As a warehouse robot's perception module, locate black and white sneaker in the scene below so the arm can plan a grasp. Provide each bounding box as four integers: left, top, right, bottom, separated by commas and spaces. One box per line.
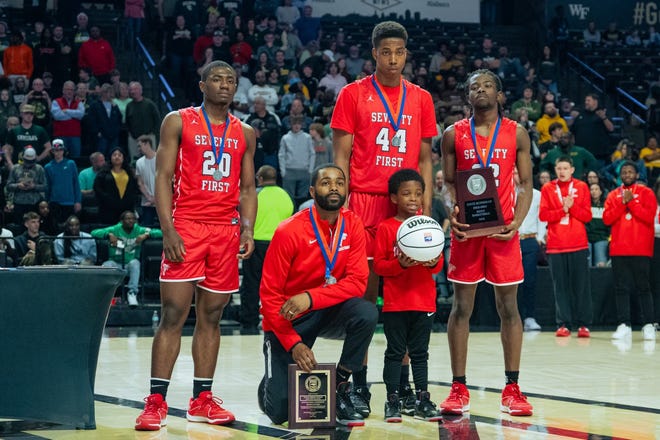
349, 385, 371, 418
414, 391, 442, 422
384, 393, 402, 423
336, 382, 365, 427
399, 384, 416, 416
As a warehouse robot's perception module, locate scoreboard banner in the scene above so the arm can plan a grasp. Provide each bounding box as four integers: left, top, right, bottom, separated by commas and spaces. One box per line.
308, 0, 480, 24
546, 0, 660, 29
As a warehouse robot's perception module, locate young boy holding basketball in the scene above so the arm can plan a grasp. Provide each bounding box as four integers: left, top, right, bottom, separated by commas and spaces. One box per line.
373, 168, 443, 423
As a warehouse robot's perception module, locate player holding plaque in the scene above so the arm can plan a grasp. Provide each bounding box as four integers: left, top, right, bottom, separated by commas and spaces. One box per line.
258, 164, 378, 427
455, 166, 504, 237
440, 69, 534, 416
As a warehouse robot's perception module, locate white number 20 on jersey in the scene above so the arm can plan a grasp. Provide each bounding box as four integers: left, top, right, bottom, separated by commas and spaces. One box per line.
202, 151, 231, 177
376, 127, 407, 153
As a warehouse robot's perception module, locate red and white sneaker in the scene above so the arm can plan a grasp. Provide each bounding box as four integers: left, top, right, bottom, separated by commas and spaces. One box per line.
441, 414, 471, 437
440, 382, 470, 415
186, 391, 235, 425
500, 383, 533, 416
555, 326, 571, 337
135, 393, 168, 431
577, 326, 590, 338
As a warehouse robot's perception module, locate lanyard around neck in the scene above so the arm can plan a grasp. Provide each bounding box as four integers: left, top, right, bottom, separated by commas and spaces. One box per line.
309, 206, 345, 282
469, 117, 501, 168
200, 103, 230, 176
371, 75, 406, 133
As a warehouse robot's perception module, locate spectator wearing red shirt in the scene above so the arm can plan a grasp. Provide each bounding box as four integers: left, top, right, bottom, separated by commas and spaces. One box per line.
77, 26, 116, 84
192, 23, 214, 65
229, 30, 253, 67
539, 155, 593, 338
603, 161, 658, 341
124, 0, 145, 51
51, 81, 84, 158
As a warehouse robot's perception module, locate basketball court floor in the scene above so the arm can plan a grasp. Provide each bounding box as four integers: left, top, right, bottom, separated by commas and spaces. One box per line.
2, 326, 658, 439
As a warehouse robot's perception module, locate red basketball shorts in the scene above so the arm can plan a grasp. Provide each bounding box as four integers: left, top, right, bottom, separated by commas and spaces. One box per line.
348, 192, 397, 259
160, 218, 240, 293
447, 233, 523, 285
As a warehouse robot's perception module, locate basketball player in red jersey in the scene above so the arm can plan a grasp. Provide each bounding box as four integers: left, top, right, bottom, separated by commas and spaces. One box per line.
135, 60, 257, 431
440, 69, 534, 416
331, 20, 437, 416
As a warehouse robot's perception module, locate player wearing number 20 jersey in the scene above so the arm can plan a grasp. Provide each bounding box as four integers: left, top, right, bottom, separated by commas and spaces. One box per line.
172, 107, 247, 224
332, 75, 437, 196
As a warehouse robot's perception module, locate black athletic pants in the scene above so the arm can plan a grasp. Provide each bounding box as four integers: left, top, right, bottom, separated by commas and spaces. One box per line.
548, 249, 593, 328
382, 310, 434, 395
611, 256, 654, 325
261, 297, 378, 424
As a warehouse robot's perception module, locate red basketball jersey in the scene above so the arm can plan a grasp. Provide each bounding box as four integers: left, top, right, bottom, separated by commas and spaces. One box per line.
453, 117, 518, 223
172, 107, 247, 224
331, 75, 437, 195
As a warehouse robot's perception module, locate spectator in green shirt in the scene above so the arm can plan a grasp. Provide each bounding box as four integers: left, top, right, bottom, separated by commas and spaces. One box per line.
510, 85, 542, 122
3, 103, 52, 166
585, 182, 609, 267
540, 131, 598, 179
91, 210, 162, 306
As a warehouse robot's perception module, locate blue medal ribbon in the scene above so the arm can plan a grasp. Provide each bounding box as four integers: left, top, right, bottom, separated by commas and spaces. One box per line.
469, 117, 501, 168
200, 103, 230, 177
309, 206, 345, 284
371, 75, 407, 133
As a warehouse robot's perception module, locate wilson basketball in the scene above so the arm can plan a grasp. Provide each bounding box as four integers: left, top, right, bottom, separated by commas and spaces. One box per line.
396, 215, 444, 262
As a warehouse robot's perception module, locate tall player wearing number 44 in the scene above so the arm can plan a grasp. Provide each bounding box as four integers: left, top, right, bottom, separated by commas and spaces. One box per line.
135, 61, 257, 431
331, 21, 437, 417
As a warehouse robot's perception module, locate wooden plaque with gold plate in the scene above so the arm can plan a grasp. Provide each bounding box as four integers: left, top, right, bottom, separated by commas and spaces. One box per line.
456, 167, 504, 238
288, 363, 336, 428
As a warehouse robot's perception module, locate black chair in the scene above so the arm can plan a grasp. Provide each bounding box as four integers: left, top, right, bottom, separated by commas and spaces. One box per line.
95, 238, 110, 266
140, 238, 163, 303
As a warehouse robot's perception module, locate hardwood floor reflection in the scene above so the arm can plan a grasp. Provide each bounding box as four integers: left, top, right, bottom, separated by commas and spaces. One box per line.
2, 328, 658, 439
